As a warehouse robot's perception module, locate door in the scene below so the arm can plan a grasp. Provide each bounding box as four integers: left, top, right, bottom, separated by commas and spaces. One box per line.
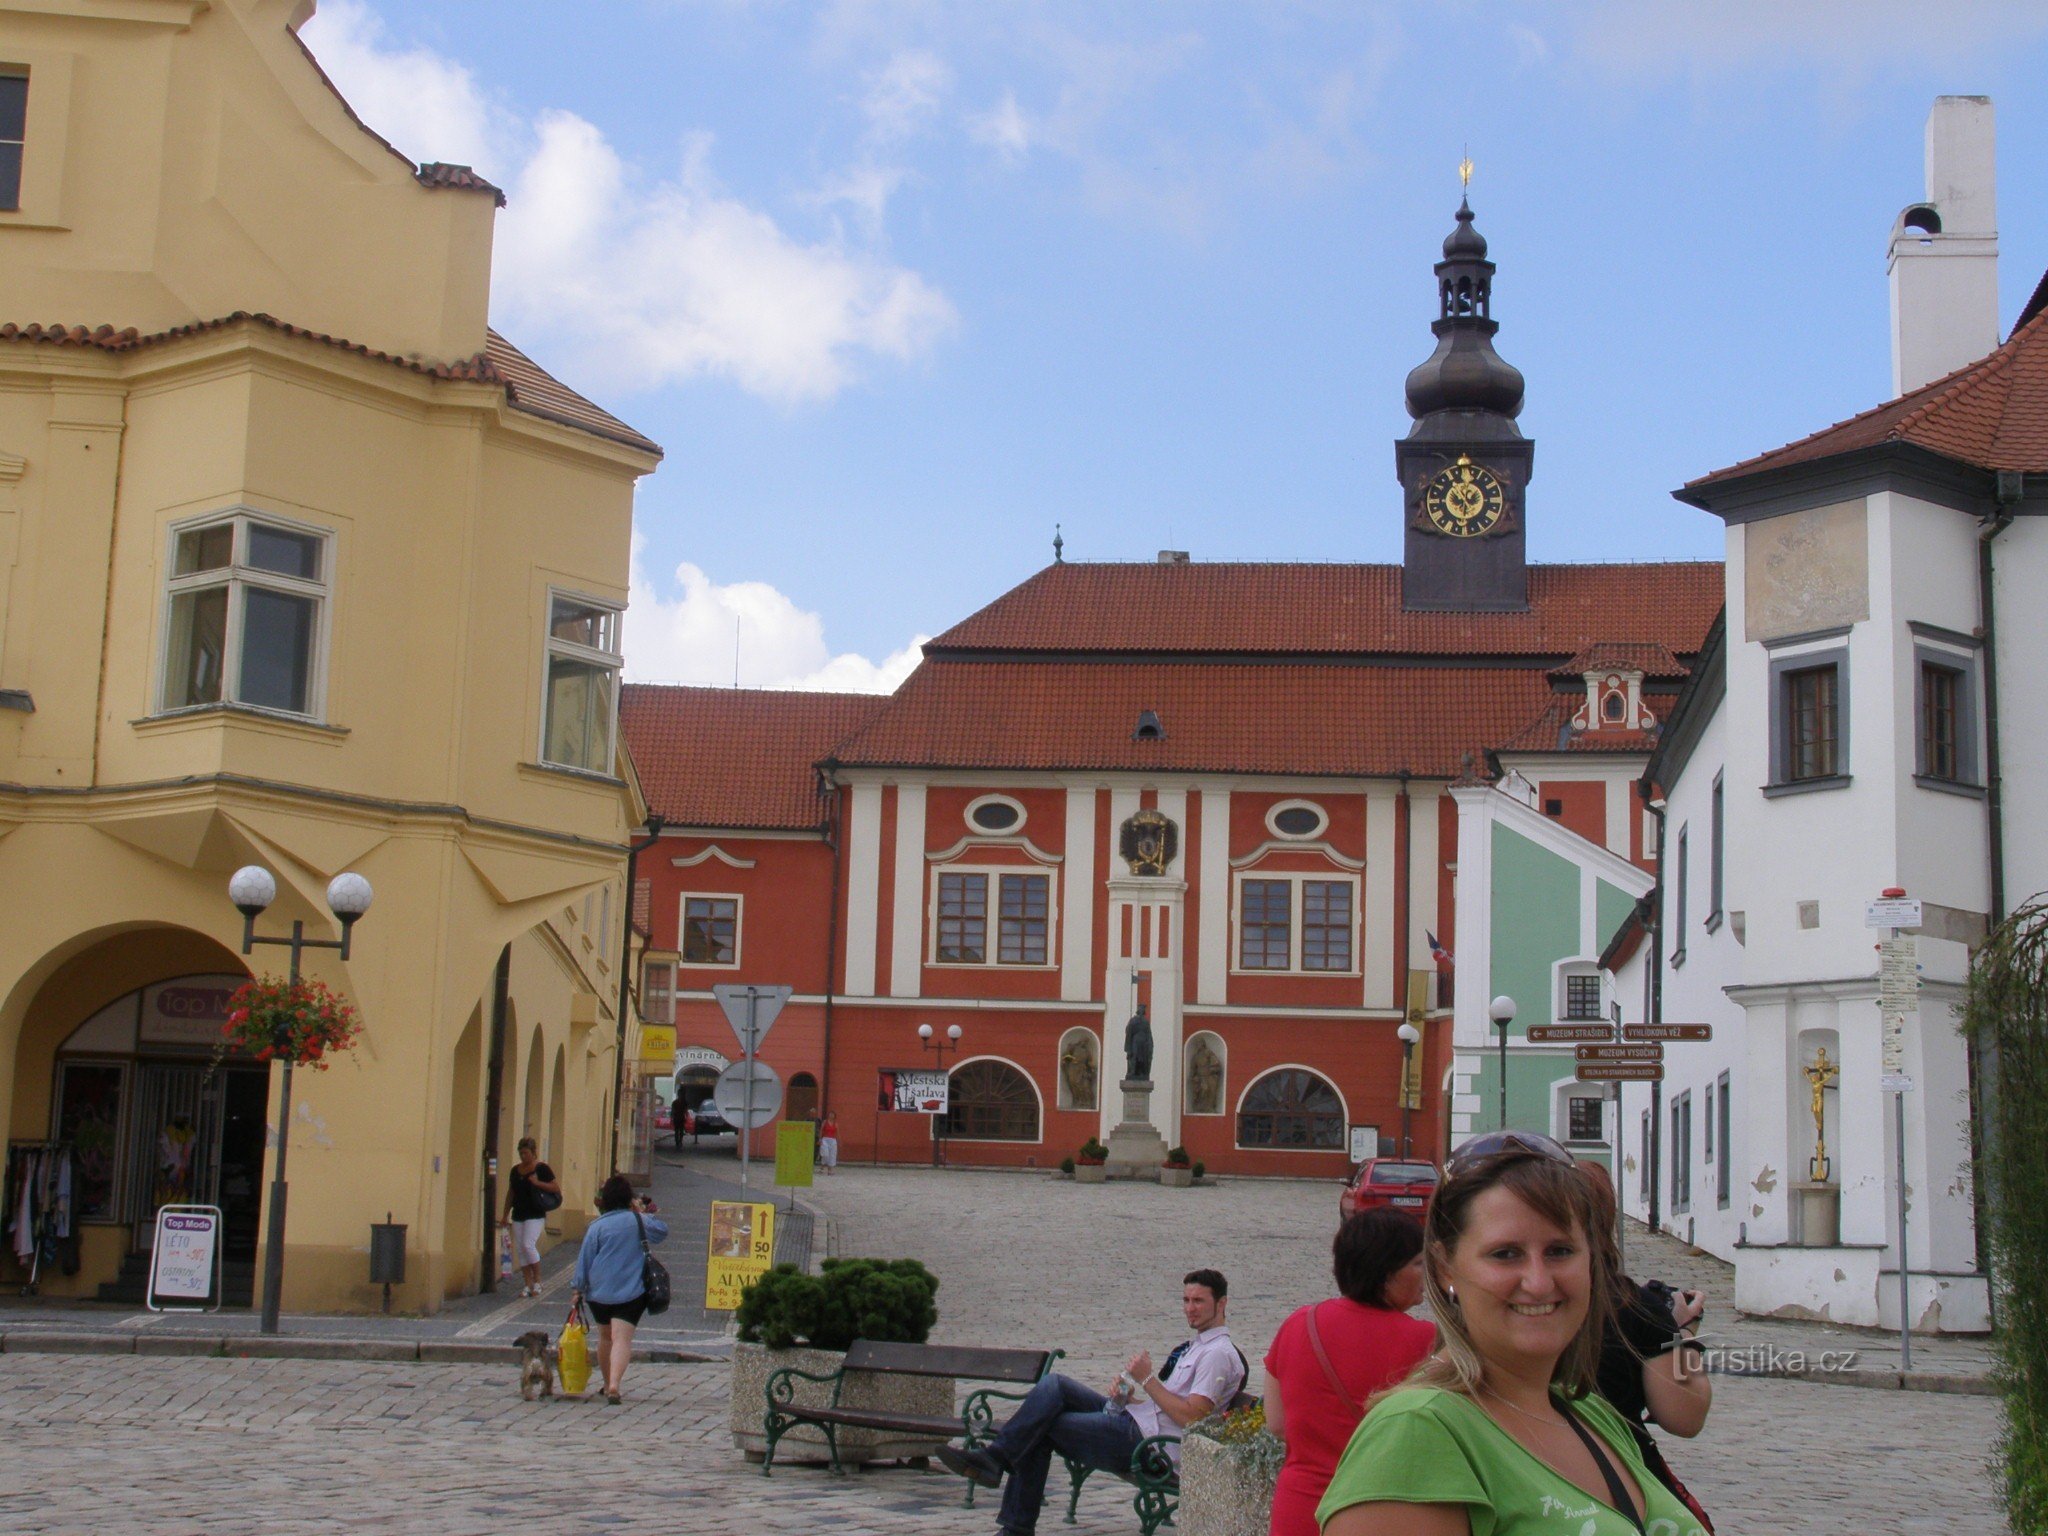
126, 1063, 223, 1250
213, 1069, 269, 1261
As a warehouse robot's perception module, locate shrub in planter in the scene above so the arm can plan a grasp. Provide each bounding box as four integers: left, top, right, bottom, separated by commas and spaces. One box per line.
1060, 1155, 1076, 1176
1179, 1401, 1283, 1536
1076, 1138, 1109, 1165
735, 1257, 938, 1351
1164, 1146, 1191, 1169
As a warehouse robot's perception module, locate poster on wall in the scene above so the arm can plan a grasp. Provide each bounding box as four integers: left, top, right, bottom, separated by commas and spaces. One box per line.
1348, 1124, 1381, 1164
704, 1200, 777, 1311
878, 1068, 949, 1114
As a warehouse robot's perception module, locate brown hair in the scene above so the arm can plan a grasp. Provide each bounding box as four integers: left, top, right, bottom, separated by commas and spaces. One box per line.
1333, 1207, 1425, 1308
1394, 1150, 1615, 1405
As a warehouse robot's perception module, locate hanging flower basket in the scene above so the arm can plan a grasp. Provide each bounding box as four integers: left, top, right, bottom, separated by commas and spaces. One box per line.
221, 976, 363, 1069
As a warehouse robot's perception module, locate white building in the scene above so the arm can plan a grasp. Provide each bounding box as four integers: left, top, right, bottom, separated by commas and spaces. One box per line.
1609, 96, 2048, 1333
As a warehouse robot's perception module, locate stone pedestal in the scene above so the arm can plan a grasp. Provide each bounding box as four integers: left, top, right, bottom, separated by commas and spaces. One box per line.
1106, 1077, 1170, 1179
1793, 1182, 1840, 1247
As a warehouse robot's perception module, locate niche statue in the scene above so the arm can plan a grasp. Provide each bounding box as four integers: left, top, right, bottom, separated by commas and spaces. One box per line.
1123, 1003, 1154, 1083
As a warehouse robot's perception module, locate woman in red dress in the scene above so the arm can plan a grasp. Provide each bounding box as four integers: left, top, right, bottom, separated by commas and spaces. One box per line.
1262, 1207, 1436, 1536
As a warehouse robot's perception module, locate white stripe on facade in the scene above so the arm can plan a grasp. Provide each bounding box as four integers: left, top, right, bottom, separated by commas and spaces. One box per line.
889, 782, 926, 998
1062, 786, 1096, 1001
1364, 788, 1397, 1011
1197, 788, 1229, 1003
844, 782, 883, 996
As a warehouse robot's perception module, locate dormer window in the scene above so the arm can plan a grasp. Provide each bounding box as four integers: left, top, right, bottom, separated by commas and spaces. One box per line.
1602, 691, 1625, 722
1133, 709, 1164, 741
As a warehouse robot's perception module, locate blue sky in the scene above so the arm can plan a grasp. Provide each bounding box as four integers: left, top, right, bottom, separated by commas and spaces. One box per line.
303, 2, 2048, 689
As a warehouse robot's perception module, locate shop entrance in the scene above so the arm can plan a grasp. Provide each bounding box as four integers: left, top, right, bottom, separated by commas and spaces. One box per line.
126, 1063, 268, 1261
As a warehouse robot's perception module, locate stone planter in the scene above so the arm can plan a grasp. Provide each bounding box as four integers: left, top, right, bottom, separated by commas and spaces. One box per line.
1177, 1432, 1280, 1536
729, 1341, 956, 1465
1075, 1162, 1108, 1184
1160, 1166, 1193, 1188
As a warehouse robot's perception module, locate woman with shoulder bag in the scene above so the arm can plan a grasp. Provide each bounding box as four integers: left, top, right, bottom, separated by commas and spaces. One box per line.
571, 1174, 670, 1405
501, 1137, 561, 1298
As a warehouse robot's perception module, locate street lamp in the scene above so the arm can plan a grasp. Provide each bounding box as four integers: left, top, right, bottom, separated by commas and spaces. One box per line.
230, 864, 374, 1334
1396, 1021, 1421, 1157
918, 1023, 963, 1167
1488, 995, 1516, 1131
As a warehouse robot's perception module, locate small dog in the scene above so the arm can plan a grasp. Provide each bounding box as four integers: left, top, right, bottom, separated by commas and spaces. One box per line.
516, 1330, 556, 1401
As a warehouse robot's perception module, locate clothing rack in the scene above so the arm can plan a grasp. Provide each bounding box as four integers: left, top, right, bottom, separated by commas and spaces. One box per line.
4, 1140, 74, 1295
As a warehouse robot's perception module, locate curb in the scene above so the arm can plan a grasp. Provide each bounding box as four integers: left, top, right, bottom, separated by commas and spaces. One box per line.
1717, 1362, 1996, 1396
0, 1330, 724, 1366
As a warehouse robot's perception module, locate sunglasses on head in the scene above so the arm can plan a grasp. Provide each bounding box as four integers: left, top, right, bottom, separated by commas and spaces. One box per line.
1445, 1130, 1575, 1179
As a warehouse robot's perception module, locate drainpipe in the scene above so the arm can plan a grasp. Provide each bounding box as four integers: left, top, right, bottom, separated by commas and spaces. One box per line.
820, 762, 845, 1115
609, 815, 667, 1173
1396, 770, 1414, 1150
480, 943, 511, 1293
1973, 481, 2020, 1292
1640, 779, 1667, 1234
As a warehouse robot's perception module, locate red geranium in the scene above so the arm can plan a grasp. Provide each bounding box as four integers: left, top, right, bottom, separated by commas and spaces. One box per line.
221, 976, 363, 1070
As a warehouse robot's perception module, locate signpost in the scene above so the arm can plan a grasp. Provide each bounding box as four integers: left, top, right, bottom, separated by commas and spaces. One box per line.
714, 1060, 783, 1187
1574, 1044, 1666, 1062
704, 1199, 776, 1311
1574, 1062, 1666, 1082
1866, 889, 1918, 1369
1527, 1023, 1616, 1043
1623, 1023, 1713, 1043
711, 984, 793, 1188
145, 1205, 223, 1312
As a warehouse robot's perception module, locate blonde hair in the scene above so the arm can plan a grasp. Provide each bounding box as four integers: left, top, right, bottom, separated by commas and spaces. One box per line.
1376, 1152, 1615, 1408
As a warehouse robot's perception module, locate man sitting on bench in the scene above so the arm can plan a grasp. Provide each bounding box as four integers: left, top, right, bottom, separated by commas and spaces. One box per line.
937, 1268, 1245, 1536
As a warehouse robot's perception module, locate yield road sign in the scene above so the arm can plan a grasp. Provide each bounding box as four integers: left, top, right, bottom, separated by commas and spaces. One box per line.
714, 1060, 783, 1128
1575, 1044, 1665, 1062
712, 984, 792, 1052
1576, 1062, 1664, 1082
1526, 1024, 1615, 1043
1623, 1023, 1712, 1042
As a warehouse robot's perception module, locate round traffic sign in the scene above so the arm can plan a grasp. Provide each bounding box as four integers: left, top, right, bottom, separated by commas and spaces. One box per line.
713, 1060, 783, 1127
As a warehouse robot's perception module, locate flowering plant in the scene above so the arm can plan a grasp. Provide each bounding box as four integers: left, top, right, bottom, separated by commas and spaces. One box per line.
221, 976, 362, 1069
1075, 1137, 1109, 1166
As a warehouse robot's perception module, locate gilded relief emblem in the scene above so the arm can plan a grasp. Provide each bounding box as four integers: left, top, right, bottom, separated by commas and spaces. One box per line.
1119, 809, 1178, 876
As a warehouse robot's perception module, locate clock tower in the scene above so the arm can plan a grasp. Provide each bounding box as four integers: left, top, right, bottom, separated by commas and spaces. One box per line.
1397, 195, 1532, 611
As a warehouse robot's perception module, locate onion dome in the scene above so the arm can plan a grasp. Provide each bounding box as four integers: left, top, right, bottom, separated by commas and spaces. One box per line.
1404, 197, 1526, 423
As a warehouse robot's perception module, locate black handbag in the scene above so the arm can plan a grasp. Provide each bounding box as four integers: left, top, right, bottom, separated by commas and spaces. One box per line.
634, 1210, 671, 1315
535, 1188, 563, 1214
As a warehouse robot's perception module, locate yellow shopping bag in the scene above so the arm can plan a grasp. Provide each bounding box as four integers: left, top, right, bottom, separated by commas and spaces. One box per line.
557, 1301, 591, 1396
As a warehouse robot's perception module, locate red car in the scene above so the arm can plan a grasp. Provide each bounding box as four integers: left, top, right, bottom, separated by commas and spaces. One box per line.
1340, 1158, 1440, 1220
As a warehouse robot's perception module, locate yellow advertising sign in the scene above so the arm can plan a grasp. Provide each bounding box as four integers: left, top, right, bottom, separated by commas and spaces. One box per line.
705, 1200, 777, 1311
775, 1120, 816, 1188
639, 1024, 677, 1066
1402, 971, 1429, 1110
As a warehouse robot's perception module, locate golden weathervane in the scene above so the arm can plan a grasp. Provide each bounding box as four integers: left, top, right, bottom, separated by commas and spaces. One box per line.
1459, 151, 1474, 190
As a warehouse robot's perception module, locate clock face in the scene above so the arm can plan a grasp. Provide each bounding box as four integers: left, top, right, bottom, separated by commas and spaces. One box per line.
1422, 458, 1507, 538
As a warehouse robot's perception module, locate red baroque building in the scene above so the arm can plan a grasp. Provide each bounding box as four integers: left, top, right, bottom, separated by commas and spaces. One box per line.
620, 200, 1721, 1177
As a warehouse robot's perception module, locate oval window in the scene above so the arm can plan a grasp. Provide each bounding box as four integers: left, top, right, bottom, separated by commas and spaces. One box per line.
967, 795, 1025, 833
1268, 801, 1327, 839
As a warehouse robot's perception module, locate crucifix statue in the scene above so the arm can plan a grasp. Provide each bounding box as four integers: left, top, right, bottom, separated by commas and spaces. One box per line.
1803, 1047, 1839, 1183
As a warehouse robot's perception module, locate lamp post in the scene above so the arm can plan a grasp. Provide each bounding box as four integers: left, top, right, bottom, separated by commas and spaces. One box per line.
917, 1023, 962, 1167
1396, 1021, 1421, 1157
229, 864, 374, 1334
1488, 995, 1516, 1131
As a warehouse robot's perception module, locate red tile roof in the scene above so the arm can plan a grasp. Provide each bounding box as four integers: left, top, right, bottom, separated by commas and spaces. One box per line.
928, 561, 1723, 658
416, 162, 507, 207
1551, 641, 1686, 679
619, 685, 887, 830
0, 315, 659, 456
1494, 697, 1670, 755
1686, 299, 2048, 491
829, 660, 1657, 779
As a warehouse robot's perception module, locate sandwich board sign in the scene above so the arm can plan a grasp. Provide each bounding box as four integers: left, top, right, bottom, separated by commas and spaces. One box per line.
146, 1205, 223, 1312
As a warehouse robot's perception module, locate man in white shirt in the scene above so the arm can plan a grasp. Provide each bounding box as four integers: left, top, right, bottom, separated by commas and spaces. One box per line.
937, 1269, 1245, 1536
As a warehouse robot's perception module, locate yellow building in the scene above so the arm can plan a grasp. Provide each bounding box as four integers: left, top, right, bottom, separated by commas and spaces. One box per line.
0, 0, 663, 1311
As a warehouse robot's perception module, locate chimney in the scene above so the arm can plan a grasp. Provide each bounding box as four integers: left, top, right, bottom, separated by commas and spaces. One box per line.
1156, 550, 1190, 565
1888, 96, 1999, 397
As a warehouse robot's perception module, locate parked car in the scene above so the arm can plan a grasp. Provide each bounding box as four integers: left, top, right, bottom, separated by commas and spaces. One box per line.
1340, 1158, 1440, 1220
653, 1102, 673, 1134
685, 1101, 736, 1140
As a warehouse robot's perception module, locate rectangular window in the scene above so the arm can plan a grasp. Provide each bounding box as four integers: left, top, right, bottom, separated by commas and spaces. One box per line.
1703, 1081, 1714, 1161
1300, 881, 1353, 971
681, 897, 738, 966
1920, 660, 1961, 782
997, 873, 1049, 965
1239, 879, 1293, 970
1708, 774, 1724, 924
1671, 828, 1688, 966
1563, 973, 1603, 1021
1716, 1074, 1732, 1208
1567, 1095, 1604, 1143
1639, 1111, 1651, 1200
541, 592, 623, 773
161, 512, 329, 718
641, 959, 676, 1025
1785, 664, 1839, 781
1672, 1094, 1692, 1212
936, 872, 988, 963
0, 72, 25, 212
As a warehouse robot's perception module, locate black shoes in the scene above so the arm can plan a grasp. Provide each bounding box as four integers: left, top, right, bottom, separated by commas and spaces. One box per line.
936, 1443, 1005, 1488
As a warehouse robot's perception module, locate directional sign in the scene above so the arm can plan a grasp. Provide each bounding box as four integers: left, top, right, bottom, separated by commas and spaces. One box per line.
1576, 1044, 1665, 1062
1623, 1023, 1713, 1042
714, 1060, 783, 1127
1866, 896, 1923, 929
1575, 1062, 1665, 1082
712, 984, 792, 1053
1527, 1024, 1616, 1043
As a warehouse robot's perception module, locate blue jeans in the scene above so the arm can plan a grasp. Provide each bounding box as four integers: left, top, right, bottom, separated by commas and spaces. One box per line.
986, 1373, 1145, 1533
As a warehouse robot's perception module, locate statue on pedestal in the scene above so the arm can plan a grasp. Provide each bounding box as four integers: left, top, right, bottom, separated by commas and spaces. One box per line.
1803, 1046, 1839, 1183
1124, 1003, 1154, 1082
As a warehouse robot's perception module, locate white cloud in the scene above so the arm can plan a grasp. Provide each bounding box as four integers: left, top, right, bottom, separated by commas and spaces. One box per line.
862, 49, 953, 142
625, 538, 925, 694
969, 89, 1034, 161
300, 3, 955, 403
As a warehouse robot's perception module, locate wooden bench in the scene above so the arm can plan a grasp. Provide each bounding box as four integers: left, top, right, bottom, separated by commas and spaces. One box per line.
761, 1340, 1061, 1477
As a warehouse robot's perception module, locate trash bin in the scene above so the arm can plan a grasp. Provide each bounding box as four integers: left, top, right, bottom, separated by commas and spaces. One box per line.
370, 1214, 406, 1310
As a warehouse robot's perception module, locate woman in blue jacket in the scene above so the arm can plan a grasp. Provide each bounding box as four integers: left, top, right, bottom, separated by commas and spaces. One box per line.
572, 1174, 669, 1404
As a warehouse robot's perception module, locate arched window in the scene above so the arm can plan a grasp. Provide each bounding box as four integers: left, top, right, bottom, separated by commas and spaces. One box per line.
1237, 1067, 1344, 1150
943, 1059, 1041, 1142
787, 1071, 819, 1123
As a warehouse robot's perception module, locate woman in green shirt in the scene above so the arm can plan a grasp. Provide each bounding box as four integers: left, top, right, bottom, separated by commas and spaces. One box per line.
1319, 1131, 1710, 1536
